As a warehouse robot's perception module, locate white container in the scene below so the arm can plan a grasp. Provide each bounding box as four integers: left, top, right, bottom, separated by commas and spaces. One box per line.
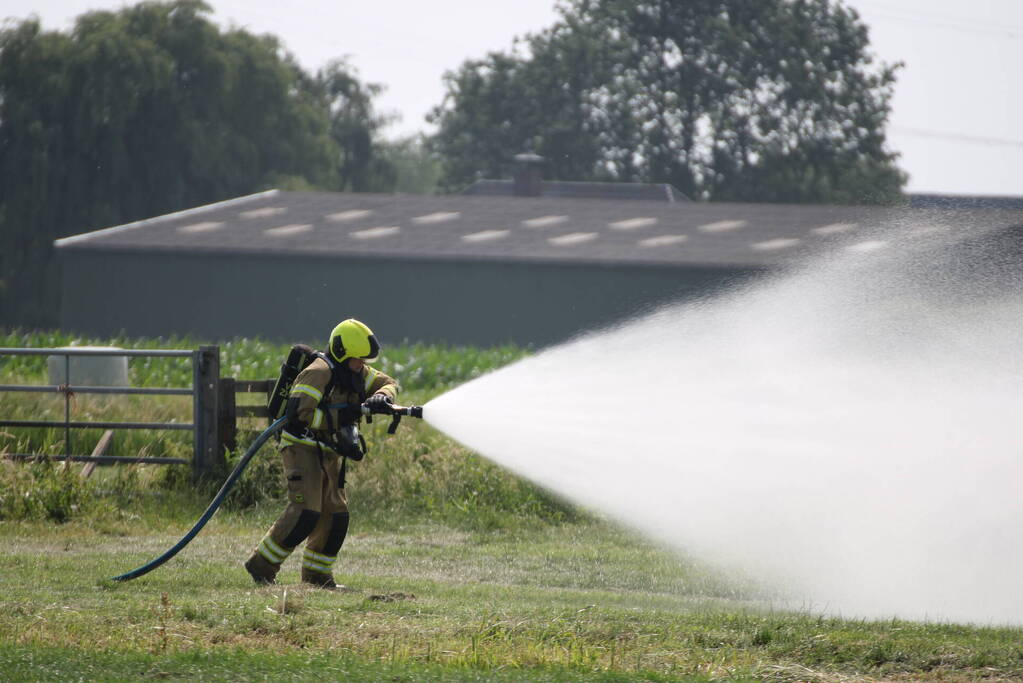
47, 346, 129, 387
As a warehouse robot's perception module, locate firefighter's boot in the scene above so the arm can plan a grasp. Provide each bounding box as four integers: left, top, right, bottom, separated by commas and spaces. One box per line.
301, 547, 345, 589
300, 566, 340, 589
244, 552, 281, 585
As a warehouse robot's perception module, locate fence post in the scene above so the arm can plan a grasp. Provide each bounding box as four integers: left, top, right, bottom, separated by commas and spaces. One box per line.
217, 377, 237, 455
192, 345, 221, 480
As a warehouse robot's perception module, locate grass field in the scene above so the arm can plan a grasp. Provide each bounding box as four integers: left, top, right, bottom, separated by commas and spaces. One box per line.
2, 332, 1022, 681
3, 510, 1023, 682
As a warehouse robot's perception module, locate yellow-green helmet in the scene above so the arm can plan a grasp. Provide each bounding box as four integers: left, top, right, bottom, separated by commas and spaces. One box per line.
328, 319, 380, 363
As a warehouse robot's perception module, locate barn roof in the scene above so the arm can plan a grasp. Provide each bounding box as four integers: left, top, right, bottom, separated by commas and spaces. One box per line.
461, 178, 689, 202
54, 189, 1023, 269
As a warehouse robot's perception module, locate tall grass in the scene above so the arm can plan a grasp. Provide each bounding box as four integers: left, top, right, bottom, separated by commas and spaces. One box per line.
0, 459, 91, 522
0, 330, 574, 529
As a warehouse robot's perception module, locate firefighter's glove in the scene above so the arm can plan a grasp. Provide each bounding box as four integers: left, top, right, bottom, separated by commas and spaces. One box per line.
364, 393, 394, 414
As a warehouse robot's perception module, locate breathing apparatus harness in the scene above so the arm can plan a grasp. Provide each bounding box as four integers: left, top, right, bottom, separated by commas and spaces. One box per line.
283, 351, 366, 454
284, 350, 372, 489
269, 343, 411, 452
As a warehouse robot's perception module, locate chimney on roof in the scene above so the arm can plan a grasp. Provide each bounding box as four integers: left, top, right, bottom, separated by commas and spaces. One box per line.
513, 152, 544, 197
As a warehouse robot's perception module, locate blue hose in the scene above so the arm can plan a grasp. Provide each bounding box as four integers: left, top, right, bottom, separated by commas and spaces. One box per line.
110, 417, 287, 582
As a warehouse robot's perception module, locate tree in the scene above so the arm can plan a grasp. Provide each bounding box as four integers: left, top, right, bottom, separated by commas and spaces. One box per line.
377, 135, 443, 195
430, 0, 906, 203
0, 1, 389, 328
314, 60, 397, 193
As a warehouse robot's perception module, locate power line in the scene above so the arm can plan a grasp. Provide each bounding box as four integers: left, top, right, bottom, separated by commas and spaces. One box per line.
892, 126, 1023, 148
850, 1, 1023, 39
852, 0, 1023, 34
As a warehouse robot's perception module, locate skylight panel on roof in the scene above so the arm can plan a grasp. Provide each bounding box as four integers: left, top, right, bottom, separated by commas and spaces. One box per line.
522, 215, 569, 228
326, 209, 373, 222
461, 229, 510, 243
846, 240, 888, 253
638, 235, 688, 248
811, 222, 857, 236
608, 217, 658, 231
351, 226, 400, 240
264, 224, 312, 237
177, 221, 224, 234
698, 219, 748, 233
908, 225, 945, 236
751, 238, 801, 251
412, 211, 461, 224
548, 232, 598, 246
240, 206, 287, 219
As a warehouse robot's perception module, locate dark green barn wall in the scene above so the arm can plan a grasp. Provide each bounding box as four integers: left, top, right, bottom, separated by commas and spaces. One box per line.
59, 249, 757, 346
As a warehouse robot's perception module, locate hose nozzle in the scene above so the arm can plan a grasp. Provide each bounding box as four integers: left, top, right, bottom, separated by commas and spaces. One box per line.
385, 405, 423, 433
359, 403, 424, 433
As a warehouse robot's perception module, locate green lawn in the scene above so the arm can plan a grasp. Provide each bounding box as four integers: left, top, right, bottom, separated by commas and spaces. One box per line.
2, 507, 1021, 682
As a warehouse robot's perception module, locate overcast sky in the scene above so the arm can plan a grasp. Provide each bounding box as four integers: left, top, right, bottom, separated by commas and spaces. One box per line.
7, 0, 1023, 196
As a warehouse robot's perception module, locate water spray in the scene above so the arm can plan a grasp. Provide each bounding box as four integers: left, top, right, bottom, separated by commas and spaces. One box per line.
424, 219, 1023, 625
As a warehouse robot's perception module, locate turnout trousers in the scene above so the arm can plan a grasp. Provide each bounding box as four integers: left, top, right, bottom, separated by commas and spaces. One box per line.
251, 443, 350, 579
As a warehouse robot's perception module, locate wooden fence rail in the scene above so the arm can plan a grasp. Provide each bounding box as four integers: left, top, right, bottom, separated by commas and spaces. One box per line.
216, 378, 273, 455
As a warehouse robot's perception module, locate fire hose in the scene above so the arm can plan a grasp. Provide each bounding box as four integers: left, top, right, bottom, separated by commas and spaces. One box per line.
110, 403, 423, 582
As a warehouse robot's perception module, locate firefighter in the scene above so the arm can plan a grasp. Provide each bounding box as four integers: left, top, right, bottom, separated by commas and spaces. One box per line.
244, 319, 399, 589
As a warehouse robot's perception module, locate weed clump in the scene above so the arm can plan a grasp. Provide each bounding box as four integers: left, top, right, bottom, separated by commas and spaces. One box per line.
220, 444, 285, 510
350, 422, 580, 530
0, 459, 91, 522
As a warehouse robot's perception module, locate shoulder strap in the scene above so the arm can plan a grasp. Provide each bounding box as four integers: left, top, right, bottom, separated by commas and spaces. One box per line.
315, 351, 339, 404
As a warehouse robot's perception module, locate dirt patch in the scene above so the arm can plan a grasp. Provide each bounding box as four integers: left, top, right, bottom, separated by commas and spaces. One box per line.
368, 592, 416, 603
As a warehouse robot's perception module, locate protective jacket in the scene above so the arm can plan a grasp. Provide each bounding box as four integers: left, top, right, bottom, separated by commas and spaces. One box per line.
281, 355, 398, 452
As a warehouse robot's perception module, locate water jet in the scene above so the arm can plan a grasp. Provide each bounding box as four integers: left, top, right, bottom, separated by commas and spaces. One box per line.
425, 218, 1023, 625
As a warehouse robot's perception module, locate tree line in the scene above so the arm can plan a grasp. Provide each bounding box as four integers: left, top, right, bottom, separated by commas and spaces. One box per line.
0, 0, 425, 327
430, 0, 906, 202
0, 0, 905, 329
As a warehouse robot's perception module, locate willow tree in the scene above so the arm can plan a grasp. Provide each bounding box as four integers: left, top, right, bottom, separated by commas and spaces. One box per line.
0, 0, 391, 328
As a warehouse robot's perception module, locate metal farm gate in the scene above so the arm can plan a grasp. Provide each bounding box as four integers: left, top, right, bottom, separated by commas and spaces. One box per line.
0, 346, 223, 478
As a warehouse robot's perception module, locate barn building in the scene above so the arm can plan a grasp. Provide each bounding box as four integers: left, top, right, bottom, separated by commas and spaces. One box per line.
53, 182, 1023, 347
